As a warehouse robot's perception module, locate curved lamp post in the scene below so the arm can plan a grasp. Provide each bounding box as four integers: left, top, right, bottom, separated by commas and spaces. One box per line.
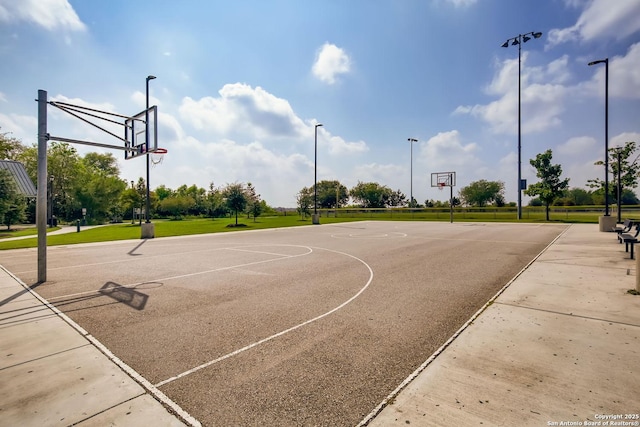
588, 58, 609, 218
501, 31, 542, 220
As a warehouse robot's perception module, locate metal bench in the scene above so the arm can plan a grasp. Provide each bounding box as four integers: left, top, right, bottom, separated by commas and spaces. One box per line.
621, 224, 640, 259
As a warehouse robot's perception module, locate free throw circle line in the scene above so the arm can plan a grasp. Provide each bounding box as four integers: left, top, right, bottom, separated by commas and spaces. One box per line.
154, 246, 374, 388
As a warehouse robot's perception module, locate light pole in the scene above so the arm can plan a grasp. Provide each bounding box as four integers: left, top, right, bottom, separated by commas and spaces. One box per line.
588, 58, 609, 218
313, 123, 323, 224
145, 75, 156, 229
502, 31, 542, 220
408, 138, 417, 207
131, 180, 135, 224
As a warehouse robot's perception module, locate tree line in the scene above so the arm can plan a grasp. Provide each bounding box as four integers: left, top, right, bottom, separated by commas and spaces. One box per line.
0, 127, 638, 228
0, 130, 270, 227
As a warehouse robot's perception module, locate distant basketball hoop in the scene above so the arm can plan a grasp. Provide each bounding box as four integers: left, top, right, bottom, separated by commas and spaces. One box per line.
431, 171, 457, 224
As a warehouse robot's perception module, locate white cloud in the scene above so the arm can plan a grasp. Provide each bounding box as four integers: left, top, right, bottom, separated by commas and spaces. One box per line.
0, 0, 86, 31
312, 43, 351, 85
586, 43, 640, 99
179, 83, 309, 139
0, 113, 37, 144
454, 53, 569, 135
0, 92, 6, 103
444, 0, 477, 7
321, 129, 369, 155
547, 0, 640, 47
557, 136, 597, 156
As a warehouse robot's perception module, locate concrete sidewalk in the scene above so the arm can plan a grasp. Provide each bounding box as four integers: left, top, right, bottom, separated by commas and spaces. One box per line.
0, 223, 638, 426
364, 223, 640, 426
0, 268, 196, 426
0, 224, 109, 242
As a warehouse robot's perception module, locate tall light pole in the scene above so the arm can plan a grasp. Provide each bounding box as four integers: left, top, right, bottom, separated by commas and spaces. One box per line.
313, 123, 323, 224
502, 31, 542, 220
145, 75, 156, 225
588, 58, 609, 218
408, 138, 417, 207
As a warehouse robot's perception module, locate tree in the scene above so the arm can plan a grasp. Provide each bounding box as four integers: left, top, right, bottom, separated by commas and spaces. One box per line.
349, 181, 392, 208
588, 141, 639, 205
74, 153, 125, 222
564, 188, 594, 206
459, 180, 505, 207
524, 149, 569, 221
387, 189, 407, 207
0, 169, 26, 230
314, 180, 349, 208
158, 195, 194, 220
223, 183, 247, 225
297, 187, 313, 219
0, 128, 25, 160
206, 182, 226, 218
244, 182, 263, 222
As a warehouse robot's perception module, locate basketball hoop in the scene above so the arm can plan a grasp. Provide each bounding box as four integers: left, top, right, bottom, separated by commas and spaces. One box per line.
150, 147, 167, 167
438, 182, 446, 191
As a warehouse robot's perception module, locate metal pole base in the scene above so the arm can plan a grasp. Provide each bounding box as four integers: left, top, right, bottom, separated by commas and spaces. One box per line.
141, 223, 155, 239
598, 215, 616, 232
312, 214, 320, 225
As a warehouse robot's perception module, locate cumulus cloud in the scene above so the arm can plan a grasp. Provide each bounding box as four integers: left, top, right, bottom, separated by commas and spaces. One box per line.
312, 43, 351, 84
0, 0, 86, 31
179, 83, 309, 139
178, 83, 368, 156
547, 0, 640, 47
454, 53, 569, 135
586, 43, 640, 99
320, 128, 369, 155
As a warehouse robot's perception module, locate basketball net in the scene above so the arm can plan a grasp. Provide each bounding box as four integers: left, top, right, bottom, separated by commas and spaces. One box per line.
438, 183, 445, 191
150, 148, 167, 167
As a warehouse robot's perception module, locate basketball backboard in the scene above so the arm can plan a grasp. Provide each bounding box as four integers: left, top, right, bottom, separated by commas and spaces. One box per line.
124, 105, 157, 160
431, 171, 456, 187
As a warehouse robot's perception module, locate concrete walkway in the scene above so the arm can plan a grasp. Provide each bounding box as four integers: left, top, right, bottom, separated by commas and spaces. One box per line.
0, 224, 109, 242
0, 223, 638, 426
363, 224, 640, 426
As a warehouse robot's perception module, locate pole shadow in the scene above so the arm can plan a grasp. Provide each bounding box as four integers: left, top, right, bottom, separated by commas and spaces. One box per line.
99, 281, 149, 310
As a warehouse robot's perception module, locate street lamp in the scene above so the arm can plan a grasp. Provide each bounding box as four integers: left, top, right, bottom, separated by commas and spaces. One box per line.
145, 75, 156, 225
313, 123, 323, 224
501, 31, 542, 220
131, 180, 135, 224
48, 175, 54, 227
408, 138, 417, 207
588, 58, 609, 218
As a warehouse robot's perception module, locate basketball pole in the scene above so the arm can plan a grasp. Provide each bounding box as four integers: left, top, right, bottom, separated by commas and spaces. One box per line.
449, 179, 453, 224
37, 90, 48, 283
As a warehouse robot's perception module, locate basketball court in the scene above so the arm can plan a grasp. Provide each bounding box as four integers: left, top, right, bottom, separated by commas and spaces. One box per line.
0, 221, 568, 426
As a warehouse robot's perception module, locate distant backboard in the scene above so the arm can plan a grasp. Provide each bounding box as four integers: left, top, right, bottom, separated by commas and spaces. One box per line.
431, 171, 456, 188
124, 105, 157, 160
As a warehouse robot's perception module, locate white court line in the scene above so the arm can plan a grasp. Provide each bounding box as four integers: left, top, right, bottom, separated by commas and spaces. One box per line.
154, 246, 374, 388
45, 245, 313, 302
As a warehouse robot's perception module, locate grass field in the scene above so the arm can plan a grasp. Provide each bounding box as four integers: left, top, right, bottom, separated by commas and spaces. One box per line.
0, 216, 363, 250
0, 206, 613, 251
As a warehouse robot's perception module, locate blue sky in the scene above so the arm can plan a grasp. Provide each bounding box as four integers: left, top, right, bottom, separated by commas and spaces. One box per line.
1, 0, 639, 207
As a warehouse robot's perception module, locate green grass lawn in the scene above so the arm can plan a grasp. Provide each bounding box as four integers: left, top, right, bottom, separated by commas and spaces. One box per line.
0, 209, 601, 251
0, 216, 364, 250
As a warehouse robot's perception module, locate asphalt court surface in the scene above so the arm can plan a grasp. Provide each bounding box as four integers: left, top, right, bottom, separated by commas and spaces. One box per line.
1, 221, 568, 426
